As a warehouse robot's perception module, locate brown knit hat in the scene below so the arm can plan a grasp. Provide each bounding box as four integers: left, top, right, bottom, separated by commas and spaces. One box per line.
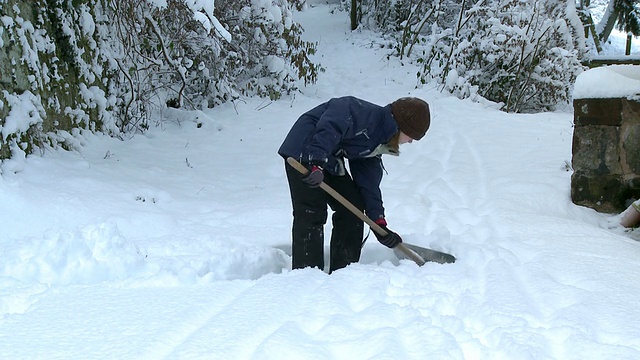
391, 97, 430, 140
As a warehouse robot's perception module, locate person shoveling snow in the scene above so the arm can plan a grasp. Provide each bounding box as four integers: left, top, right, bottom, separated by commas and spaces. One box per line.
278, 96, 438, 272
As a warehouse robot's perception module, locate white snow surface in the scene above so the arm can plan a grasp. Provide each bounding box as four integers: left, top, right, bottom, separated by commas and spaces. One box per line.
574, 64, 640, 99
2, 4, 640, 359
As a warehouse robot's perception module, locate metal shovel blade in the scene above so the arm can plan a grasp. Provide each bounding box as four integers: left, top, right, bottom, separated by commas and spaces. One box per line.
393, 243, 456, 265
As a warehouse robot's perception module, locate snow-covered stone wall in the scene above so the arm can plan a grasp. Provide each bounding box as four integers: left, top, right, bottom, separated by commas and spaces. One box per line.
0, 0, 112, 161
572, 65, 640, 212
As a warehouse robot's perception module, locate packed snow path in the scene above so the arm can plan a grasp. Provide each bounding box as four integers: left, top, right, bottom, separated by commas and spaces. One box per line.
2, 3, 640, 359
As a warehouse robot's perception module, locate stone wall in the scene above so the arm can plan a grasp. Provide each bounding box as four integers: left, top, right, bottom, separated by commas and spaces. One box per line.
0, 0, 109, 160
572, 97, 640, 213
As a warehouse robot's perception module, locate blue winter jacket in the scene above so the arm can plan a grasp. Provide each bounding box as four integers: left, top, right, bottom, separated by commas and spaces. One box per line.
278, 96, 398, 221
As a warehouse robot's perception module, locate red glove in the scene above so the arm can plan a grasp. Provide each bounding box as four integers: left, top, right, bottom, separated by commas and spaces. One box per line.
301, 164, 323, 188
373, 218, 402, 248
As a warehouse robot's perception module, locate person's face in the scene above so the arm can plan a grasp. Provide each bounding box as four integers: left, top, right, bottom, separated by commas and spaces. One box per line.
399, 131, 414, 145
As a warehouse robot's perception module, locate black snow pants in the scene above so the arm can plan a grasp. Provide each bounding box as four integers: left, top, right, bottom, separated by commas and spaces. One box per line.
285, 161, 365, 273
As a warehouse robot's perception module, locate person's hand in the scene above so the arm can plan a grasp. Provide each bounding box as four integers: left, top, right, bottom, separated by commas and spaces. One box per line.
373, 218, 402, 248
301, 164, 324, 188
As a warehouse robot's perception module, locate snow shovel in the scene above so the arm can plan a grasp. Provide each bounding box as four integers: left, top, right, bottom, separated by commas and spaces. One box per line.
287, 157, 456, 265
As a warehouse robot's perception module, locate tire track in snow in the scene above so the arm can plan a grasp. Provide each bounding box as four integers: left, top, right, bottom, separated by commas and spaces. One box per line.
149, 270, 330, 359
442, 138, 555, 356
424, 118, 505, 256
139, 283, 252, 359
416, 104, 569, 357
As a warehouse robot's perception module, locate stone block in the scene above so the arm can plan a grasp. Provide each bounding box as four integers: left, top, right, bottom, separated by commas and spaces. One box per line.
622, 98, 640, 124
571, 171, 630, 212
572, 125, 622, 175
622, 123, 640, 174
574, 98, 622, 126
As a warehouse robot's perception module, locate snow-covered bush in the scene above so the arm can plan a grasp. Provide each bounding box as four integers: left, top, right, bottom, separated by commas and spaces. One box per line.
212, 0, 320, 101
109, 0, 319, 131
357, 0, 588, 113
107, 0, 226, 131
0, 0, 319, 163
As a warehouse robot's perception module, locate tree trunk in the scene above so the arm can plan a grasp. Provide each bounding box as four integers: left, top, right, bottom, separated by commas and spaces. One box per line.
597, 0, 619, 43
351, 0, 357, 30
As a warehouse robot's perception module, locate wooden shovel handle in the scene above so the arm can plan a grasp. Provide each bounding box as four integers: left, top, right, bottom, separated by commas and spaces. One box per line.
286, 157, 426, 266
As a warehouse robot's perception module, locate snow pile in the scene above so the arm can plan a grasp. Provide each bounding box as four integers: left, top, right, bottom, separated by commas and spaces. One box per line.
1, 223, 145, 285
0, 221, 289, 288
574, 64, 640, 99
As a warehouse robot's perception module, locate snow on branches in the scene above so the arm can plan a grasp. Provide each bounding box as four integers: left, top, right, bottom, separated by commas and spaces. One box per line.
360, 0, 589, 113
109, 0, 319, 130
0, 0, 320, 164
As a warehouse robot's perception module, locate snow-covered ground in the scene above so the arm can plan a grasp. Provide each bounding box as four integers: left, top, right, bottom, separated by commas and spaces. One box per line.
2, 3, 640, 359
